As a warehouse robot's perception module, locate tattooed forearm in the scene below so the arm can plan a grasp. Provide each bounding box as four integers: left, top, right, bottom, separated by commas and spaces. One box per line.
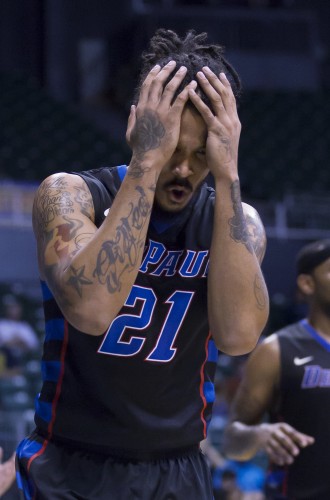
228, 181, 253, 254
93, 185, 152, 293
128, 157, 152, 180
254, 273, 267, 310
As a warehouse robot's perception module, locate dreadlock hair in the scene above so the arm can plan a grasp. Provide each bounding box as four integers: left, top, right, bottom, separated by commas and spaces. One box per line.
133, 28, 242, 109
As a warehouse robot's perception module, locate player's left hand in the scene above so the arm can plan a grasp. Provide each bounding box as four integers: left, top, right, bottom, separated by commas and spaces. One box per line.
188, 67, 241, 182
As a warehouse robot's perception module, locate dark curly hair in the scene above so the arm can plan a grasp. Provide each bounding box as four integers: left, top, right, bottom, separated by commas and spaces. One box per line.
133, 28, 242, 108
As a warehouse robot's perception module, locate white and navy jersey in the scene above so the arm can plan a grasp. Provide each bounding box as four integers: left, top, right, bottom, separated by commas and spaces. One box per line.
268, 320, 330, 499
34, 165, 219, 459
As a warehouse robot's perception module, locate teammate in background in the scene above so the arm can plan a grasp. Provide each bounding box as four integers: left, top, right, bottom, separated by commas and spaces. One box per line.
223, 239, 330, 499
16, 28, 269, 499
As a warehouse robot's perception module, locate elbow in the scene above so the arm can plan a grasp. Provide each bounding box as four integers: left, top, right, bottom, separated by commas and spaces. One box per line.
211, 325, 261, 356
59, 299, 111, 336
210, 309, 268, 355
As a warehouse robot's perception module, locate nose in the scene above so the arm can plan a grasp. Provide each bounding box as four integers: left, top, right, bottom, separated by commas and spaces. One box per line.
172, 159, 193, 178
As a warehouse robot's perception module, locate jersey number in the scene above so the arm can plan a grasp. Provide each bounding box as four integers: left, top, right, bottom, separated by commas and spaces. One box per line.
98, 285, 194, 362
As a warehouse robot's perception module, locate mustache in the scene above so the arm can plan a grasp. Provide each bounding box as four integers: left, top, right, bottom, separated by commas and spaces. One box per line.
164, 179, 193, 191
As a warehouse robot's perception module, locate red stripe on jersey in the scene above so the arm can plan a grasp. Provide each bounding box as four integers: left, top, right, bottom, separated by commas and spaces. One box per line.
199, 331, 213, 438
27, 320, 69, 479
47, 319, 69, 437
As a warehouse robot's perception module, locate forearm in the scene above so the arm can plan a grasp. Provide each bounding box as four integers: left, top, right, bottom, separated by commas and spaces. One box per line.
208, 177, 269, 354
223, 421, 265, 461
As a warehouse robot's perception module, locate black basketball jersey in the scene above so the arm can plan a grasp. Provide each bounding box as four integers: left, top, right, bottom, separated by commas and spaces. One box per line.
34, 165, 219, 458
268, 320, 330, 499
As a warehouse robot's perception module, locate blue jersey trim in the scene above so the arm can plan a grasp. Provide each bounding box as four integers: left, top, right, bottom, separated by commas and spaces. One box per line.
207, 339, 218, 363
117, 164, 128, 181
41, 280, 53, 301
41, 360, 61, 382
203, 381, 215, 403
45, 318, 65, 342
16, 437, 43, 460
35, 398, 52, 423
300, 319, 330, 352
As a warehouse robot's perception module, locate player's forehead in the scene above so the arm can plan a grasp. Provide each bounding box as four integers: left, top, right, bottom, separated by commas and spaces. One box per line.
179, 106, 207, 148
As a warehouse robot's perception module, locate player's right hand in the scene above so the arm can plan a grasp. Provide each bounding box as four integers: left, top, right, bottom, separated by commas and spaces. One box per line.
126, 62, 196, 172
259, 422, 315, 466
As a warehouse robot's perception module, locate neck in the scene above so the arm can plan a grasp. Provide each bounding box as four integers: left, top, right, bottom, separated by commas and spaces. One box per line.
307, 308, 330, 340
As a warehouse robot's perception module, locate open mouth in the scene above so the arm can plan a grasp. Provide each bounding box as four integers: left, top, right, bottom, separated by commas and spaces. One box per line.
167, 186, 190, 203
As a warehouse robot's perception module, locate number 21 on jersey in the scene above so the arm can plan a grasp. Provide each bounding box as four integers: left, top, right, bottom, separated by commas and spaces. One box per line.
98, 285, 194, 362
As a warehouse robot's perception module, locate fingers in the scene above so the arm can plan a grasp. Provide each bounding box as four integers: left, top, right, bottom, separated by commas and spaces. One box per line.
126, 105, 136, 147
138, 61, 189, 106
188, 67, 238, 124
265, 424, 315, 466
171, 80, 197, 114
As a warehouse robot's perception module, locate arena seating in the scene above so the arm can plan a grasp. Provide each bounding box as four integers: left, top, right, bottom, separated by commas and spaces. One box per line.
1, 71, 329, 201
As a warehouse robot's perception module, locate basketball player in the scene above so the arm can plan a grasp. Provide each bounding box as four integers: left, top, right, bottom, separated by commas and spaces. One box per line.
223, 239, 330, 499
16, 29, 269, 499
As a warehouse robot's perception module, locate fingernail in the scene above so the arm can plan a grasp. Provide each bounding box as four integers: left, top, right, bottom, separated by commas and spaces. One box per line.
197, 71, 206, 79
167, 60, 176, 66
177, 66, 187, 73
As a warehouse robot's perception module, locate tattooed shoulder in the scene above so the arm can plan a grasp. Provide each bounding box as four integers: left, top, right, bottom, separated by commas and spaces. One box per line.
33, 173, 94, 236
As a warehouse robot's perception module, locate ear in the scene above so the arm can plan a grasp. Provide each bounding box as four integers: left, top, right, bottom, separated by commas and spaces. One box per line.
297, 273, 315, 297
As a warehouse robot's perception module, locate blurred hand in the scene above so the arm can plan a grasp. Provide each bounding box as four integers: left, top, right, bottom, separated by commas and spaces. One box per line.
259, 422, 315, 466
0, 447, 16, 496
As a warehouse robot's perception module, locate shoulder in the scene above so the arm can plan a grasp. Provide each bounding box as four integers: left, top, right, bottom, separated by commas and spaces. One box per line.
32, 172, 95, 234
247, 333, 280, 375
34, 172, 87, 199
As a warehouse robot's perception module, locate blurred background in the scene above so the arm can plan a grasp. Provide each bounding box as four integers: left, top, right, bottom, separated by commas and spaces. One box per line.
0, 0, 329, 498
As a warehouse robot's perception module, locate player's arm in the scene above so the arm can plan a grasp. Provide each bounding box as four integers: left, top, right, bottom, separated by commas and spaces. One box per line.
189, 68, 269, 354
33, 62, 195, 335
33, 171, 156, 335
223, 335, 314, 465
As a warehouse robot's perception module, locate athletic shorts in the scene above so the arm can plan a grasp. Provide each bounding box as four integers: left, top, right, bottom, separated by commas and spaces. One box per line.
16, 431, 214, 500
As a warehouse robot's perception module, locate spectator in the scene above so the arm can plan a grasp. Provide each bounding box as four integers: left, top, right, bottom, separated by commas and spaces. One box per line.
0, 295, 39, 376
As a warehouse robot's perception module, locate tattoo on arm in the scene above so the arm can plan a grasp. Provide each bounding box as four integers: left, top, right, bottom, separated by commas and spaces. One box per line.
93, 185, 152, 294
74, 183, 93, 218
33, 176, 73, 239
228, 181, 253, 254
130, 110, 165, 155
245, 213, 266, 263
67, 265, 93, 297
254, 274, 267, 310
128, 110, 165, 184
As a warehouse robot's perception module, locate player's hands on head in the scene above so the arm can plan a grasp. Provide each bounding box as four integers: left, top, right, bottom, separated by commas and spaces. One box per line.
259, 422, 315, 466
126, 62, 197, 171
188, 67, 241, 181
